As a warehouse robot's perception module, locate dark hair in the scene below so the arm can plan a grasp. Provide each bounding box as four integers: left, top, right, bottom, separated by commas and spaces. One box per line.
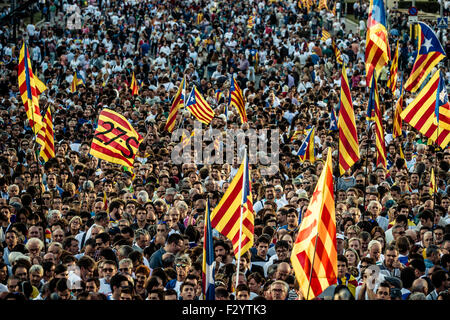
400, 267, 416, 289
430, 270, 448, 289
110, 273, 129, 291
256, 234, 271, 245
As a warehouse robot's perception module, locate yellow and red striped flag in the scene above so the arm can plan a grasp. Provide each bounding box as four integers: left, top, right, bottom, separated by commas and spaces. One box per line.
429, 168, 437, 196
387, 40, 399, 94
186, 86, 215, 125
229, 77, 248, 123
247, 15, 255, 29
18, 42, 43, 135
165, 76, 185, 133
211, 151, 254, 258
401, 70, 450, 149
130, 72, 139, 95
399, 145, 408, 171
318, 0, 328, 10
291, 149, 337, 300
89, 109, 144, 170
35, 76, 47, 96
181, 130, 195, 148
371, 75, 387, 168
332, 40, 343, 65
321, 30, 331, 42
365, 0, 390, 86
338, 64, 360, 175
405, 22, 446, 92
392, 79, 404, 139
35, 107, 55, 162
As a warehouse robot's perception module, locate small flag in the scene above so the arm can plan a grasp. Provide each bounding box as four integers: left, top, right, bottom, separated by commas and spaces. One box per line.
387, 41, 399, 94
321, 30, 331, 42
35, 106, 55, 162
297, 126, 315, 163
89, 109, 144, 170
130, 72, 139, 95
165, 76, 185, 133
229, 77, 248, 123
429, 168, 437, 196
330, 108, 338, 131
186, 86, 215, 125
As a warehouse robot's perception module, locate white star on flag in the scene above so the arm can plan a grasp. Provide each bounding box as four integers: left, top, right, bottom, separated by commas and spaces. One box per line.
439, 88, 447, 103
422, 38, 433, 53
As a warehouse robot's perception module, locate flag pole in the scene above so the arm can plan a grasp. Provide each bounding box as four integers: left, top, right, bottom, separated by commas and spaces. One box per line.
306, 230, 320, 300
235, 145, 247, 291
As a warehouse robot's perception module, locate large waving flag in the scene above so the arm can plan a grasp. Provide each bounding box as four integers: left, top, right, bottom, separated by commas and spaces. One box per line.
370, 75, 387, 168
392, 76, 404, 138
405, 22, 446, 92
365, 0, 390, 85
165, 76, 185, 132
401, 70, 450, 149
338, 64, 360, 175
130, 72, 139, 95
387, 40, 399, 94
186, 86, 215, 125
18, 42, 43, 135
291, 149, 337, 300
36, 107, 55, 162
211, 150, 254, 258
89, 109, 144, 170
297, 126, 315, 163
229, 77, 248, 123
202, 199, 215, 300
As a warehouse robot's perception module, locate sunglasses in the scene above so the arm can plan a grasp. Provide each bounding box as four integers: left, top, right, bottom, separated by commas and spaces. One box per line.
175, 264, 187, 268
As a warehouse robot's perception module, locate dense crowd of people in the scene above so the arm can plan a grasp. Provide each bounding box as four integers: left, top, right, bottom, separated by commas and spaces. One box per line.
0, 0, 449, 301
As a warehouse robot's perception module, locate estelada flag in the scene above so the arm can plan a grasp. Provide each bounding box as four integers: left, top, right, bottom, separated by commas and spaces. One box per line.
89, 109, 143, 170
291, 149, 337, 300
